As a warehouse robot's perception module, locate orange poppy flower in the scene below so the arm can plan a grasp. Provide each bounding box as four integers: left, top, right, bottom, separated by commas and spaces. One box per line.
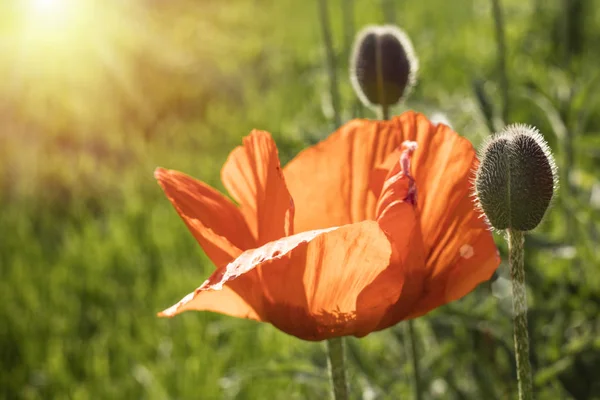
156, 111, 500, 341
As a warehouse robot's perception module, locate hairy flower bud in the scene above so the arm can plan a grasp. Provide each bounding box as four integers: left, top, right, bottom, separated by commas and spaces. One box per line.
475, 124, 558, 231
350, 25, 418, 108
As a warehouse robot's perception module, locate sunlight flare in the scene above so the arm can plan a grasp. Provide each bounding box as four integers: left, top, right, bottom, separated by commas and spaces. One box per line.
29, 0, 69, 21
31, 0, 63, 12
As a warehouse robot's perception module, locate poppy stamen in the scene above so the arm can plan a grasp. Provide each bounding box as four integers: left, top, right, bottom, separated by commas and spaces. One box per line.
400, 140, 418, 205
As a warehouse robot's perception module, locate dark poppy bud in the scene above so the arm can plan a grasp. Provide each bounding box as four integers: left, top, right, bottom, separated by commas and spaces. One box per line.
475, 124, 558, 231
350, 25, 418, 107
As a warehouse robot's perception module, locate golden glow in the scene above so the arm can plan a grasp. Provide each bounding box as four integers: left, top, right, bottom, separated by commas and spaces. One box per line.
0, 1, 190, 130
18, 0, 79, 51
27, 0, 71, 27
30, 0, 65, 14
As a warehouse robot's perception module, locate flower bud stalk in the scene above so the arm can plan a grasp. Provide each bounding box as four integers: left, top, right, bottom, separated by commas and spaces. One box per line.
508, 229, 533, 400
326, 337, 348, 400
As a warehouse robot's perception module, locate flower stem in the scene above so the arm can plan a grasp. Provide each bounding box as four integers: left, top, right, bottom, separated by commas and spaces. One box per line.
378, 104, 390, 120
405, 320, 423, 400
490, 0, 509, 125
340, 0, 356, 61
507, 229, 534, 400
326, 337, 349, 400
340, 0, 364, 118
381, 0, 396, 24
317, 0, 342, 128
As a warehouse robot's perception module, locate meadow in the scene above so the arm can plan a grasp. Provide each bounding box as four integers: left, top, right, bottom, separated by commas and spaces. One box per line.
1, 0, 599, 398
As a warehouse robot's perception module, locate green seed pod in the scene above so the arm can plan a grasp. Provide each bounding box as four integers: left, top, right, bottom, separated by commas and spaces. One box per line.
350, 25, 418, 108
475, 124, 558, 231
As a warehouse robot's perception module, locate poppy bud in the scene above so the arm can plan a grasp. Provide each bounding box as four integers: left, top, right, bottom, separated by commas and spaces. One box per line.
350, 25, 418, 108
475, 124, 558, 231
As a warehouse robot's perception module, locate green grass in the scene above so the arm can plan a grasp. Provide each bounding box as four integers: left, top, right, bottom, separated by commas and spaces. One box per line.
1, 0, 600, 398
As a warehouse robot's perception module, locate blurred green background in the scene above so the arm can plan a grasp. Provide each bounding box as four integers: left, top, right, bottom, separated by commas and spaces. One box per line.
1, 0, 599, 398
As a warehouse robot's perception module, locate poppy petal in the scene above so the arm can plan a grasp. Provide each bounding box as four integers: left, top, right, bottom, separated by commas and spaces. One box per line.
155, 168, 255, 267
161, 221, 420, 340
159, 286, 261, 321
221, 130, 295, 244
368, 148, 401, 198
156, 227, 338, 326
444, 232, 500, 303
405, 203, 500, 318
284, 119, 403, 232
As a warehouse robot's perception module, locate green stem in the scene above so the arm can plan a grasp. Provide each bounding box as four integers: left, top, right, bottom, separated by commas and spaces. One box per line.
491, 0, 509, 125
317, 0, 342, 128
340, 0, 356, 60
381, 0, 396, 24
326, 337, 349, 400
405, 321, 423, 400
507, 229, 534, 400
340, 0, 364, 118
378, 105, 390, 120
